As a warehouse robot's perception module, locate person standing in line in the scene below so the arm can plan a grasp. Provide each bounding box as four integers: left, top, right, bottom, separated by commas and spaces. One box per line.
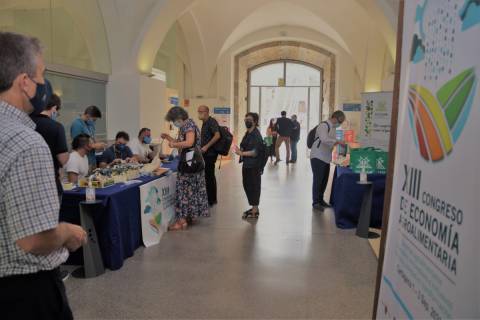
70, 105, 106, 169
0, 31, 87, 320
275, 110, 293, 165
310, 110, 346, 210
235, 112, 263, 219
161, 107, 209, 230
198, 105, 221, 207
32, 92, 69, 198
129, 127, 154, 163
290, 114, 301, 164
266, 118, 277, 163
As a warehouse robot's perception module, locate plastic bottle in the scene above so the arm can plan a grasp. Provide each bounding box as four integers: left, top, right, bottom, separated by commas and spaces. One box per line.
86, 177, 96, 202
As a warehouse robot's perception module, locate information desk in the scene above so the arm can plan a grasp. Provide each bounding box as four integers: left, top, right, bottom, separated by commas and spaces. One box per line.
329, 166, 385, 229
60, 160, 178, 270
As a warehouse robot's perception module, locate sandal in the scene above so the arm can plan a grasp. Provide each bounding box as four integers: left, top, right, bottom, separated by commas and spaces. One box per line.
242, 209, 253, 219
168, 221, 188, 231
247, 210, 260, 219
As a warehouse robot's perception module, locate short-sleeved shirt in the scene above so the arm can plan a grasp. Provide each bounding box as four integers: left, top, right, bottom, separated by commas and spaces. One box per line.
128, 138, 151, 162
179, 119, 201, 147
32, 114, 68, 195
101, 144, 133, 165
240, 128, 263, 168
276, 117, 294, 137
70, 117, 97, 166
201, 116, 220, 156
64, 151, 89, 179
0, 101, 68, 277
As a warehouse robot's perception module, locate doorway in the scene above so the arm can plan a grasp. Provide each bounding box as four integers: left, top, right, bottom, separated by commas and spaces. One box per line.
248, 60, 323, 159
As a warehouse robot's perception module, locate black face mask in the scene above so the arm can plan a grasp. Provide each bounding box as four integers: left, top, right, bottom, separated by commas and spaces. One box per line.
29, 79, 52, 115
245, 120, 254, 129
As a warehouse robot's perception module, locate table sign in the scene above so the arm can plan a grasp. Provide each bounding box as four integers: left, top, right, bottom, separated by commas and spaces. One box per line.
140, 173, 177, 247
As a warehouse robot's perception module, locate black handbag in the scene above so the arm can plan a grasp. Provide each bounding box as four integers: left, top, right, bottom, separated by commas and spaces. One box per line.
178, 130, 205, 174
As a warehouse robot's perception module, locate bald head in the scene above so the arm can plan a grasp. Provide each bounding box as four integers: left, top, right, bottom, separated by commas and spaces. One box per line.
198, 105, 210, 121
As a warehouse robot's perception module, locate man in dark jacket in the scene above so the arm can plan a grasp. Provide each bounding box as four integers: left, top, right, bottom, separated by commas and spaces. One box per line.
290, 114, 301, 163
275, 110, 293, 165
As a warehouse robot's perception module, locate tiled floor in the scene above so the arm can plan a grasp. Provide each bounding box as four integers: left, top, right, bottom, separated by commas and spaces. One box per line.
65, 155, 378, 319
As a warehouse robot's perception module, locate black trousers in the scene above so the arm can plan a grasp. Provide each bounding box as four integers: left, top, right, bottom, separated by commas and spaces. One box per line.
310, 158, 331, 205
204, 154, 218, 205
0, 268, 73, 320
242, 167, 261, 206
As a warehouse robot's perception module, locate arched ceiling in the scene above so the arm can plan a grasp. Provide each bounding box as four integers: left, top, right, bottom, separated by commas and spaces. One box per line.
218, 1, 352, 58
134, 0, 398, 95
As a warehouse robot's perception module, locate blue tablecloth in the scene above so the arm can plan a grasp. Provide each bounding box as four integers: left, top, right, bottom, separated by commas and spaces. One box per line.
60, 160, 178, 270
329, 166, 386, 229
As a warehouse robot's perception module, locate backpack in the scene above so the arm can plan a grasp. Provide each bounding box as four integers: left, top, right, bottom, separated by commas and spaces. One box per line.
257, 140, 269, 175
307, 121, 330, 149
213, 126, 233, 156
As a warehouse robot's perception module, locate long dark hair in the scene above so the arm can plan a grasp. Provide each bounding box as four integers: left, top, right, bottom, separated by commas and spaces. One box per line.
268, 118, 276, 129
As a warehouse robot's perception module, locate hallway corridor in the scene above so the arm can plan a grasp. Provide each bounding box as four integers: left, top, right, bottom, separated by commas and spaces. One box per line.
65, 159, 378, 319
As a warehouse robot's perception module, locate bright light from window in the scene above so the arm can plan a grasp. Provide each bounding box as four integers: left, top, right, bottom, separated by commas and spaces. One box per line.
151, 68, 167, 82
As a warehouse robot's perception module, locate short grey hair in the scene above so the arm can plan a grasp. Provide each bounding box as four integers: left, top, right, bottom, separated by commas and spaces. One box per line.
0, 32, 43, 93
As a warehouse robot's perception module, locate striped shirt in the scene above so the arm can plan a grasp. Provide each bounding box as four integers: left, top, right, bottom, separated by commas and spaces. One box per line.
0, 100, 68, 277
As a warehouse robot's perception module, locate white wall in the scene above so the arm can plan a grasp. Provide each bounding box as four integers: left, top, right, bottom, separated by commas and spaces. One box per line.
106, 71, 141, 140
139, 77, 167, 140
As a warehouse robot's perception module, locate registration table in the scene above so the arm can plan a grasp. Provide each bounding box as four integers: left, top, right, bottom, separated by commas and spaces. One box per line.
329, 166, 386, 229
60, 160, 178, 270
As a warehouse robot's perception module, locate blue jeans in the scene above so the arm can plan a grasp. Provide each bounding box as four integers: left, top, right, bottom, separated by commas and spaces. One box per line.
310, 158, 330, 205
291, 139, 298, 162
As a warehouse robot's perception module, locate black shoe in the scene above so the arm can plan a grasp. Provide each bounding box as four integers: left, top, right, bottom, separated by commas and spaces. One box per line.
313, 203, 324, 211
320, 200, 332, 208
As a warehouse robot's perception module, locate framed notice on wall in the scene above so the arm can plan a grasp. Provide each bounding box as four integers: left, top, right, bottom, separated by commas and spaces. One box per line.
359, 92, 393, 151
376, 1, 480, 319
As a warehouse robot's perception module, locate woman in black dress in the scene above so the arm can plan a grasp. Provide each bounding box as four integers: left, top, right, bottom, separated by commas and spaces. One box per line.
234, 112, 264, 219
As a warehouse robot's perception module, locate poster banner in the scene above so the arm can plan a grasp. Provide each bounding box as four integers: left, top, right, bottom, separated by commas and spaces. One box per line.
213, 107, 231, 128
140, 173, 177, 247
377, 1, 480, 319
359, 92, 393, 150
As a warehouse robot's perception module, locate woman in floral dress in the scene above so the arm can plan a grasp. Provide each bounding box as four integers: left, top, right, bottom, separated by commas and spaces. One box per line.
162, 107, 209, 231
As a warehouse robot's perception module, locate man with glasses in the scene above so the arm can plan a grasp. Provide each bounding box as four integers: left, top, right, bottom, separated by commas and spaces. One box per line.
310, 110, 346, 210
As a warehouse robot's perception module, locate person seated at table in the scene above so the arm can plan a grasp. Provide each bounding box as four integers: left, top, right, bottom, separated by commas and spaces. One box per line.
99, 131, 135, 168
129, 127, 154, 163
64, 134, 92, 184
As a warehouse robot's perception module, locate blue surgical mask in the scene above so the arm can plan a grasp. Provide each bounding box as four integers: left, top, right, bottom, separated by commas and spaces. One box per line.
143, 136, 152, 144
173, 121, 182, 128
29, 78, 52, 115
51, 111, 58, 121
116, 143, 126, 151
86, 119, 95, 127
